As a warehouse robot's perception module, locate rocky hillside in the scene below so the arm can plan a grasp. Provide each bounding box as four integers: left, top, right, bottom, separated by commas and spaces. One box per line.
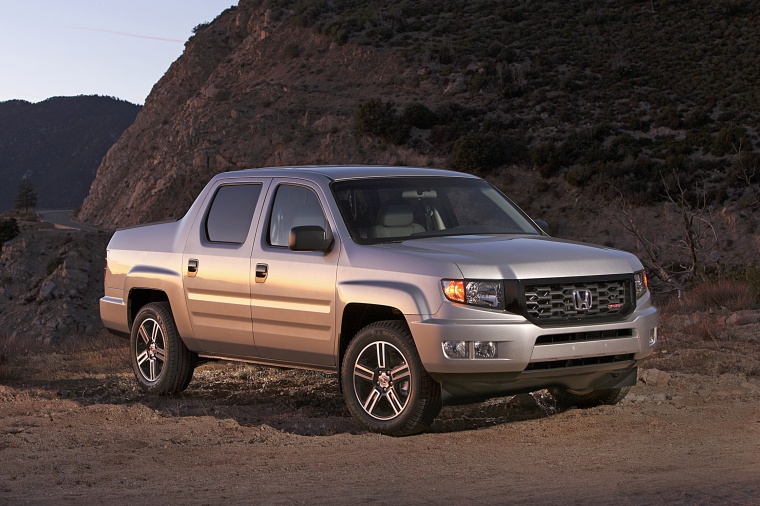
78, 0, 759, 287
0, 96, 140, 211
79, 2, 419, 228
0, 218, 109, 344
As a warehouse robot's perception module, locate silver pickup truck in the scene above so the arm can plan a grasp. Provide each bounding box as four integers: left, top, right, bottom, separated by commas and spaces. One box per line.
101, 166, 658, 435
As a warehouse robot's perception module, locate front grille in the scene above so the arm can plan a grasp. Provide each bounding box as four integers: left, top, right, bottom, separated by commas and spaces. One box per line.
521, 276, 634, 326
535, 329, 634, 345
524, 353, 635, 371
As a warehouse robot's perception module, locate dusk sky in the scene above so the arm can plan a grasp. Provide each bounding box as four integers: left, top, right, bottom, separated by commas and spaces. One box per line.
0, 1, 238, 105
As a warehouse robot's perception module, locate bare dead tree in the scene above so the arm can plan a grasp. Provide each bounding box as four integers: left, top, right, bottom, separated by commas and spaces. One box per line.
614, 187, 685, 294
661, 175, 719, 283
612, 172, 719, 297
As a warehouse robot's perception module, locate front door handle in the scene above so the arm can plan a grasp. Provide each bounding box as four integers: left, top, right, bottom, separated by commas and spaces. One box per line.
188, 259, 199, 277
255, 263, 268, 283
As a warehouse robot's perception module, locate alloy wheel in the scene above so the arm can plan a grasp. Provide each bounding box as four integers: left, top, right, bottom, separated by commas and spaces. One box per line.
352, 341, 412, 420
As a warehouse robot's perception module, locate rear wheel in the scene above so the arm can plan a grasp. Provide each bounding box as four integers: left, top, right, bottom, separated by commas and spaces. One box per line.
341, 321, 441, 436
130, 302, 195, 395
550, 387, 630, 409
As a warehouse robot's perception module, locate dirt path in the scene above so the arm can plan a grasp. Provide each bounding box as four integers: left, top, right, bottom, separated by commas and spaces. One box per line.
1, 352, 758, 505
37, 210, 98, 232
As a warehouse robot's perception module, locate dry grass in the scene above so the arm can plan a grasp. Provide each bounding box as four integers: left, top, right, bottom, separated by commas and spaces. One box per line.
648, 285, 760, 377
680, 279, 758, 312
0, 332, 128, 381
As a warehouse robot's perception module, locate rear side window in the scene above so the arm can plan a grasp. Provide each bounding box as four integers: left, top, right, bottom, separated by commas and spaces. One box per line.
205, 184, 262, 244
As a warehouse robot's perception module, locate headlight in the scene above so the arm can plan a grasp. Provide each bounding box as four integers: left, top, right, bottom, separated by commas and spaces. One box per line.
442, 279, 504, 309
634, 269, 649, 299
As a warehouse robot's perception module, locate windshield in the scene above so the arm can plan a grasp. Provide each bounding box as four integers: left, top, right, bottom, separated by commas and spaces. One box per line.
331, 176, 541, 244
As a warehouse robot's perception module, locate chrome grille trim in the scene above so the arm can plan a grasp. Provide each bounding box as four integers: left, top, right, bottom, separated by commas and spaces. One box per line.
522, 276, 634, 326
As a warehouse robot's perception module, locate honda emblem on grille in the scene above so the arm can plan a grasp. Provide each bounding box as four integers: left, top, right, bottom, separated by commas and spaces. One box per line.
573, 289, 593, 311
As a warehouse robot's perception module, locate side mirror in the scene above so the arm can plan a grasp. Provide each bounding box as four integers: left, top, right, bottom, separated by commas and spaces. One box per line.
289, 225, 333, 252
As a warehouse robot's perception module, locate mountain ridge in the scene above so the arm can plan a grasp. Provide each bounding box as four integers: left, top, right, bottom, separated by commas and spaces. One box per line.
0, 95, 140, 211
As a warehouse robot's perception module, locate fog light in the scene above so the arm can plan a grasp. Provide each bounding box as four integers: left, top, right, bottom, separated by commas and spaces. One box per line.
649, 327, 658, 347
474, 341, 497, 359
443, 341, 469, 359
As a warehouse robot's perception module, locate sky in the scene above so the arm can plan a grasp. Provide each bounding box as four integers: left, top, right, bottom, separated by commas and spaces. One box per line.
0, 1, 238, 105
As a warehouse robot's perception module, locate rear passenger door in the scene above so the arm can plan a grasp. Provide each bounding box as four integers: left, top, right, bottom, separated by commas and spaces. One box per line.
182, 179, 270, 357
250, 180, 340, 368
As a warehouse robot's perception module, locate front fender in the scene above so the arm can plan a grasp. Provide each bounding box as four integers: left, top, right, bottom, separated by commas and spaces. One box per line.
337, 280, 442, 317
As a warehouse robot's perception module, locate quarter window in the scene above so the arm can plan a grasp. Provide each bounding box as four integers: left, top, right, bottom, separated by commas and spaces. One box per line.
205, 184, 262, 243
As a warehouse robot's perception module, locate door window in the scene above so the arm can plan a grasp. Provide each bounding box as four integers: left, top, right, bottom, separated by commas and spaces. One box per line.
268, 185, 328, 247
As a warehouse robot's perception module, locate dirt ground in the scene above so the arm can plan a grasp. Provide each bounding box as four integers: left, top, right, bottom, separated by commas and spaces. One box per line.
1, 310, 760, 505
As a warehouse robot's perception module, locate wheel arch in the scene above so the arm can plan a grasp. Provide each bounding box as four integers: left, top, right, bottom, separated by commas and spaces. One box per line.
336, 280, 440, 364
337, 303, 410, 392
128, 288, 170, 330
124, 265, 192, 338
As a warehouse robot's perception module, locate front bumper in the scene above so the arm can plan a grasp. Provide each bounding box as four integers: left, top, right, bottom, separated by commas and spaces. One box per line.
409, 304, 658, 401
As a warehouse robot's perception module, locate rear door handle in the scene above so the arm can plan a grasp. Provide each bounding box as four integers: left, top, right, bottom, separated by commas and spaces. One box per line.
255, 263, 268, 283
188, 259, 199, 277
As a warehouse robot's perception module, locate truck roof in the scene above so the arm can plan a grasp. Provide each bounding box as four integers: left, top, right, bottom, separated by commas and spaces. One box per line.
211, 165, 480, 182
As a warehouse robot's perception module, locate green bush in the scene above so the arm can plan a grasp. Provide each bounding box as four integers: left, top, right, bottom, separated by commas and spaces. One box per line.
564, 163, 597, 188
655, 106, 682, 129
191, 22, 210, 34
530, 141, 565, 178
214, 89, 231, 102
354, 99, 410, 145
0, 218, 19, 246
402, 103, 438, 129
684, 107, 712, 128
712, 125, 748, 156
451, 133, 507, 173
283, 43, 301, 59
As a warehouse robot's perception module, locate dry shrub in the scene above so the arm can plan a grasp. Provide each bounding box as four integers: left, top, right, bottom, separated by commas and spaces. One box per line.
0, 333, 42, 361
681, 279, 758, 311
683, 318, 722, 343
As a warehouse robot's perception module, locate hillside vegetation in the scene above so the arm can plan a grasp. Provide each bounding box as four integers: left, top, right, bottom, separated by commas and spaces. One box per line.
268, 0, 759, 201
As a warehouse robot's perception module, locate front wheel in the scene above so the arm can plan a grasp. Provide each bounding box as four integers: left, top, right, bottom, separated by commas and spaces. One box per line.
130, 302, 195, 395
341, 321, 441, 436
550, 386, 630, 409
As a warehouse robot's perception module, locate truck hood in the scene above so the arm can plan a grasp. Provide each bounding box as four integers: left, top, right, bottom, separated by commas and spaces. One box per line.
374, 234, 641, 279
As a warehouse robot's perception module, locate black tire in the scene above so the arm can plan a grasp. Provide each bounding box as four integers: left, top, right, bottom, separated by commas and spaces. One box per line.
341, 321, 442, 436
550, 386, 630, 409
130, 302, 195, 395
